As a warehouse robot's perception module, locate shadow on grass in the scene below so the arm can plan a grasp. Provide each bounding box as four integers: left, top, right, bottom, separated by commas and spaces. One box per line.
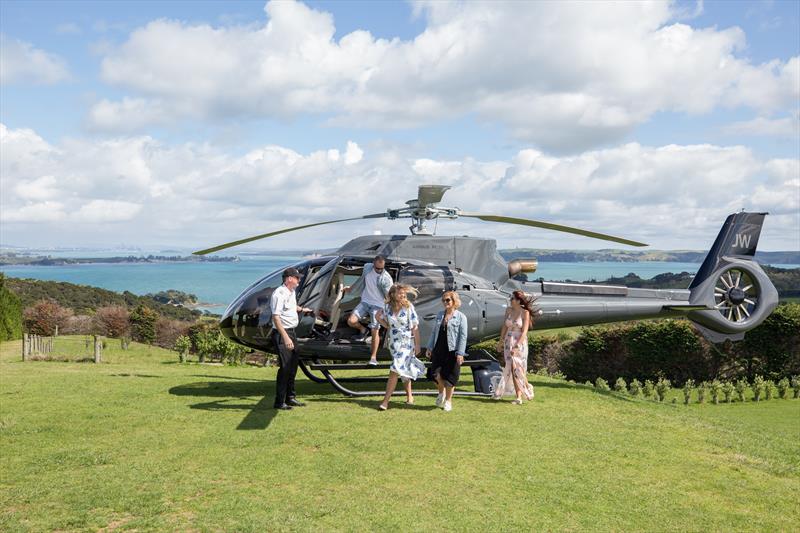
310, 396, 440, 412
111, 373, 162, 378
169, 379, 324, 431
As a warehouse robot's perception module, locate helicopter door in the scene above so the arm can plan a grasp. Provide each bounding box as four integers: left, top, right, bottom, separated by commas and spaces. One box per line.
294, 255, 344, 337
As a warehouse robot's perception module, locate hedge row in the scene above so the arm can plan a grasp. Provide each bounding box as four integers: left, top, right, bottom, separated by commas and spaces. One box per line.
482, 303, 800, 385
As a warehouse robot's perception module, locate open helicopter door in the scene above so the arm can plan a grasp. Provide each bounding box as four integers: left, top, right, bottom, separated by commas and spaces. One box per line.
294, 256, 344, 338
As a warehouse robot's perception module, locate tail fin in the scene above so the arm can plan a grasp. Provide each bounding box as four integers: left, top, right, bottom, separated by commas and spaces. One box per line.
686, 212, 778, 343
689, 212, 767, 289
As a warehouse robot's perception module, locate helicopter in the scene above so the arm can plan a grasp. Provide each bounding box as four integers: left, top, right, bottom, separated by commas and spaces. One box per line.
193, 185, 779, 397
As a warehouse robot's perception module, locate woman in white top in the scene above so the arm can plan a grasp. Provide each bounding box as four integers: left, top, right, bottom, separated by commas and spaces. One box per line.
376, 283, 424, 410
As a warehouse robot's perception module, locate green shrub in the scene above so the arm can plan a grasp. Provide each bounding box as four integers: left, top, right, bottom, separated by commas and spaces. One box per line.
629, 379, 642, 397
751, 375, 765, 402
792, 376, 800, 399
643, 379, 654, 399
614, 377, 627, 393
0, 274, 23, 341
722, 381, 734, 403
764, 380, 775, 401
735, 379, 748, 402
777, 377, 790, 399
130, 305, 158, 344
682, 379, 694, 405
552, 304, 800, 386
697, 381, 708, 404
709, 379, 722, 404
193, 329, 215, 363
734, 303, 800, 380
595, 377, 610, 392
214, 331, 248, 365
655, 378, 671, 402
174, 335, 191, 363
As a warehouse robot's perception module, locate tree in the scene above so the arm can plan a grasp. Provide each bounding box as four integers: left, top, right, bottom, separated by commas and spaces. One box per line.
94, 306, 131, 338
22, 300, 73, 336
0, 274, 23, 340
129, 305, 159, 344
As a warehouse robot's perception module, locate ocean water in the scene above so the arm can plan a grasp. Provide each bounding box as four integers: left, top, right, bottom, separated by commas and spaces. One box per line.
2, 257, 796, 312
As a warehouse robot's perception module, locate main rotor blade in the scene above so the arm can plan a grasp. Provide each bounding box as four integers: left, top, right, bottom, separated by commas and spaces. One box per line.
417, 184, 451, 208
193, 213, 387, 255
459, 213, 648, 247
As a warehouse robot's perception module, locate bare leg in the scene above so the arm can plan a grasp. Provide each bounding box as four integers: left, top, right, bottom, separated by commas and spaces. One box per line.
369, 327, 380, 362
347, 313, 366, 335
404, 379, 413, 403
435, 376, 445, 395
445, 384, 455, 402
380, 372, 399, 408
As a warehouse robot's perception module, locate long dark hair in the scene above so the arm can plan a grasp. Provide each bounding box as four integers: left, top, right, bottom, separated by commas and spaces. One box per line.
511, 290, 537, 324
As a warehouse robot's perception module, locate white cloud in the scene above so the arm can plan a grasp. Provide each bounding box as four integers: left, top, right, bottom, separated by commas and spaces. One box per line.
723, 114, 800, 138
87, 0, 799, 152
1, 123, 797, 250
0, 35, 70, 85
73, 200, 142, 222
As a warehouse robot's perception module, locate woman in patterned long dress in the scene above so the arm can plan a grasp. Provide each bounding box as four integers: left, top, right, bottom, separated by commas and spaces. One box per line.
377, 284, 424, 410
493, 290, 535, 404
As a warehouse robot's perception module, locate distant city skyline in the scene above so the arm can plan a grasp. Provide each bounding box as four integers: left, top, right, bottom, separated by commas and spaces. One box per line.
1, 0, 798, 252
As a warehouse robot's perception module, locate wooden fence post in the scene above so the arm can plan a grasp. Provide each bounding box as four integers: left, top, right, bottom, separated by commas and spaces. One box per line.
94, 336, 102, 364
22, 333, 28, 361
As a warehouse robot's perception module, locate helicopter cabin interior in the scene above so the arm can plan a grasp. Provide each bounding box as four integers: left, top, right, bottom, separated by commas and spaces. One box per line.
280, 257, 396, 343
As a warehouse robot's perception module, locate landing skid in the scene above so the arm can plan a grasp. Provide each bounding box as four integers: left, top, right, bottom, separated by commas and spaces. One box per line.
298, 350, 501, 397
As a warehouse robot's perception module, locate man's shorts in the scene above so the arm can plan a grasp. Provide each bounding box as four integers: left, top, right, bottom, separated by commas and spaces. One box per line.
353, 301, 383, 330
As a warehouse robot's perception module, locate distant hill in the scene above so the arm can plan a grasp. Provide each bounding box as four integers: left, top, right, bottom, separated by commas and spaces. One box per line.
0, 253, 238, 266
4, 276, 201, 320
499, 249, 799, 264
556, 265, 799, 299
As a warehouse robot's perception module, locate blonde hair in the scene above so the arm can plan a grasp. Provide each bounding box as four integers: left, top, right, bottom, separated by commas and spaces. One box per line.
441, 290, 461, 309
386, 283, 418, 310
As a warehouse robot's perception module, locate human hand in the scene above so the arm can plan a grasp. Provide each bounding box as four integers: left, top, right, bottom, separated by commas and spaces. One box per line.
284, 337, 294, 350
456, 355, 464, 365
425, 349, 432, 359
496, 340, 503, 352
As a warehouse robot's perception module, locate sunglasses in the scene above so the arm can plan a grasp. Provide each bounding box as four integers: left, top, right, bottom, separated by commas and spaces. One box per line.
442, 298, 453, 303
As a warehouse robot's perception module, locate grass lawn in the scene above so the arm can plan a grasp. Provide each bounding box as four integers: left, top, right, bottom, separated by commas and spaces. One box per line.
1, 337, 798, 532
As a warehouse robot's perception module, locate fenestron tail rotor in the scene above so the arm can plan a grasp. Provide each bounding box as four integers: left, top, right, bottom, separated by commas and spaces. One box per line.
193, 184, 648, 254
713, 268, 759, 323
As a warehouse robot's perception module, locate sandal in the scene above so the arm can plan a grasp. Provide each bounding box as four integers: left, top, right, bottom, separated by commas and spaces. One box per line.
511, 399, 523, 405
378, 404, 388, 411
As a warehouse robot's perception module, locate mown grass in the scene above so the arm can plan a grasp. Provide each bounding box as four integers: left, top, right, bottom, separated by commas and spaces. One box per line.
1, 337, 798, 532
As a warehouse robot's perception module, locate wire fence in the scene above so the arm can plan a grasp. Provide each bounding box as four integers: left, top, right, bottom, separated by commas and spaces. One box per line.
22, 333, 103, 363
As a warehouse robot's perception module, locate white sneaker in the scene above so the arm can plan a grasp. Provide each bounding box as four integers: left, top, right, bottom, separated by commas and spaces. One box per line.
443, 401, 452, 412
435, 393, 445, 407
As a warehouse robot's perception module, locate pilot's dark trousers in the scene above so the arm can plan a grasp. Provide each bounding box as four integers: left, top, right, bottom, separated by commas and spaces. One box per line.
272, 328, 299, 407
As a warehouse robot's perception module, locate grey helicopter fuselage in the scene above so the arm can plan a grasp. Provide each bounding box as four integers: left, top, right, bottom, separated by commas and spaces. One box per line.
219, 212, 779, 358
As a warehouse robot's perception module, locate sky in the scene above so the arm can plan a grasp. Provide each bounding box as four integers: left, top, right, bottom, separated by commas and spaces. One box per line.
1, 0, 798, 253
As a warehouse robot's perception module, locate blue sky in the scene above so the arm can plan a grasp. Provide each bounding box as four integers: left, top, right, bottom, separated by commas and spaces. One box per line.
1, 0, 798, 251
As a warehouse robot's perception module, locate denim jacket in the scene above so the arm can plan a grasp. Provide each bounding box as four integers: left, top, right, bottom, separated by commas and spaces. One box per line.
425, 310, 468, 356
349, 262, 393, 299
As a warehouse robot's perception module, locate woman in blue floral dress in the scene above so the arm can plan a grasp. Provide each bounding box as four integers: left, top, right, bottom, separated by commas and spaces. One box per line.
377, 283, 424, 410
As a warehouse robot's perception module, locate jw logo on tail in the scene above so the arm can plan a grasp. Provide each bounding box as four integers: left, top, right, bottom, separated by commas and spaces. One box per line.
734, 233, 752, 249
